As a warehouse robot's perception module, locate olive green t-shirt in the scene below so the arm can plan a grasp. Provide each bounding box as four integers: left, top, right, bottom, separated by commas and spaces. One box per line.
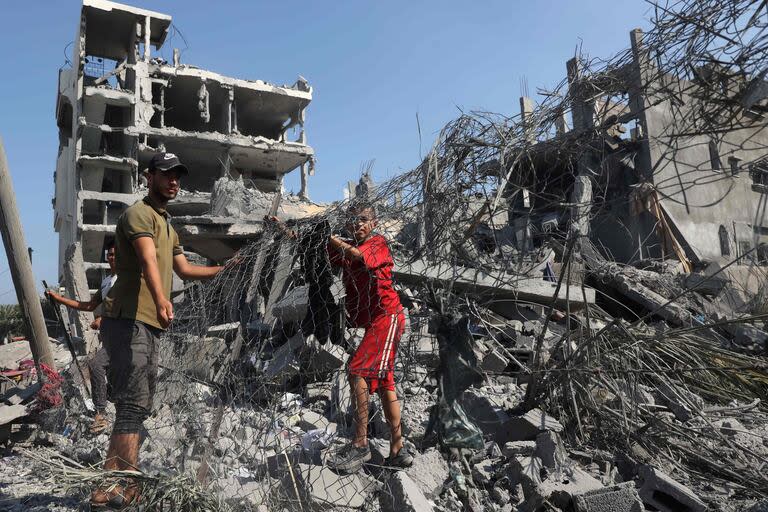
104, 196, 182, 329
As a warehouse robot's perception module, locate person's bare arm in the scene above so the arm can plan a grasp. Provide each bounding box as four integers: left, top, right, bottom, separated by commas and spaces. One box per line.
46, 290, 101, 312
329, 235, 363, 262
133, 236, 173, 328
173, 253, 223, 280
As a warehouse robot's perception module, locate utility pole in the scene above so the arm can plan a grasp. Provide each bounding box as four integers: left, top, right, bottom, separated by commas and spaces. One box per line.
0, 137, 53, 368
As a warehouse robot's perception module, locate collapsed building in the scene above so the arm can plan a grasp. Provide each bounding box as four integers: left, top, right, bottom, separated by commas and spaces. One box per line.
505, 29, 768, 271
2, 1, 768, 512
53, 0, 315, 291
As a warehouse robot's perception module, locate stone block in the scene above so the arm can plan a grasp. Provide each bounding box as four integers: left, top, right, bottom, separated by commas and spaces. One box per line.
310, 343, 348, 373
271, 285, 309, 324
502, 441, 536, 458
500, 408, 563, 443
288, 463, 377, 509
264, 339, 301, 383
573, 482, 643, 512
637, 465, 706, 512
481, 347, 509, 373
381, 471, 435, 512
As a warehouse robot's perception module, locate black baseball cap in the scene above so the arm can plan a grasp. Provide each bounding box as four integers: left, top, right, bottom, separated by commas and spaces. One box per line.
148, 152, 189, 175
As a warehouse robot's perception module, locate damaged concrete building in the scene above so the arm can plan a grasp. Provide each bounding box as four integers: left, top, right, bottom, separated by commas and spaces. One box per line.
509, 29, 768, 269
53, 0, 314, 290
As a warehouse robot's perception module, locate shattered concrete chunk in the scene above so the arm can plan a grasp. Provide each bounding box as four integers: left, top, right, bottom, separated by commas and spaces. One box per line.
655, 381, 703, 422
481, 347, 509, 373
510, 455, 604, 511
502, 441, 537, 458
381, 471, 435, 512
458, 388, 510, 441
309, 343, 348, 373
500, 408, 564, 443
535, 431, 567, 470
407, 447, 449, 499
271, 285, 309, 324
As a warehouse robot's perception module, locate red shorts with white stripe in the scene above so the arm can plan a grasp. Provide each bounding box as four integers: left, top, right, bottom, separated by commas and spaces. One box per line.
348, 311, 406, 394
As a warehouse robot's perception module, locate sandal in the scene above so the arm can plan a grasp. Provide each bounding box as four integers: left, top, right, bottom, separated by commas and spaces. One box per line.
90, 481, 141, 510
89, 414, 110, 435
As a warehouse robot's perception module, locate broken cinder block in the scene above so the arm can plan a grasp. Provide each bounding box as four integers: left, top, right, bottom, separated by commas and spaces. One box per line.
573, 482, 643, 512
637, 465, 706, 512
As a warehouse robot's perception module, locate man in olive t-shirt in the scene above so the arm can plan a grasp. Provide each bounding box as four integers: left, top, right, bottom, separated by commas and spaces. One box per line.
92, 153, 229, 508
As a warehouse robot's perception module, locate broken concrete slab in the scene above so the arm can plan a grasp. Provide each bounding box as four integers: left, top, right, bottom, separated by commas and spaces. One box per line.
0, 404, 28, 426
2, 382, 41, 406
637, 465, 706, 512
289, 462, 377, 509
573, 481, 643, 512
654, 381, 703, 422
381, 471, 435, 512
394, 259, 595, 308
500, 408, 564, 443
406, 447, 449, 499
297, 410, 335, 434
330, 370, 352, 421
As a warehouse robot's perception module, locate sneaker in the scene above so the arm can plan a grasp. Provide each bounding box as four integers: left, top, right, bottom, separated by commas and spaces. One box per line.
385, 446, 414, 469
329, 443, 371, 473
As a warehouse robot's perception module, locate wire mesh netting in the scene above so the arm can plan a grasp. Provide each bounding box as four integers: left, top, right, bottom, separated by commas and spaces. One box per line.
12, 1, 768, 511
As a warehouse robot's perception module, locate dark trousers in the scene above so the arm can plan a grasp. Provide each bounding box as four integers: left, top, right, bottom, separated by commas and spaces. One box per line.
87, 346, 109, 413
101, 318, 161, 433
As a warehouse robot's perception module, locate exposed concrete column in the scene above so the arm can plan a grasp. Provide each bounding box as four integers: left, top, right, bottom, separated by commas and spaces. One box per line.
628, 28, 660, 181
0, 138, 54, 368
143, 16, 151, 61
628, 28, 663, 260
520, 96, 536, 144
298, 109, 309, 200
299, 163, 309, 201
63, 242, 99, 354
566, 57, 595, 132
566, 57, 595, 239
224, 87, 233, 134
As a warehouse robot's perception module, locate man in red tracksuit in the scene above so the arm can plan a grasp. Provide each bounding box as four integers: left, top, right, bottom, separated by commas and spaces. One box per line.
326, 203, 413, 473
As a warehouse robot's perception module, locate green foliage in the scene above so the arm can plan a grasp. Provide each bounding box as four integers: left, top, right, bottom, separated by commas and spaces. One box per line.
0, 303, 26, 340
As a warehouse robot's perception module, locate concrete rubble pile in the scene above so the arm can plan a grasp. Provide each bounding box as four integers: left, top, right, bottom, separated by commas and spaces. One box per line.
4, 0, 768, 510
6, 195, 768, 512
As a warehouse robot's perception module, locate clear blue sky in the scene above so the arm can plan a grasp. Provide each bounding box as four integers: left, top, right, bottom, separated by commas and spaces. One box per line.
0, 0, 651, 303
